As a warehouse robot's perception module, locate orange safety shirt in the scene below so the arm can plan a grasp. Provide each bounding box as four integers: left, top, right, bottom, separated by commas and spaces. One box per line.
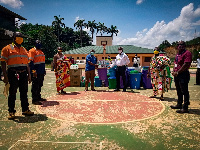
28, 47, 45, 74
28, 47, 45, 64
1, 44, 28, 68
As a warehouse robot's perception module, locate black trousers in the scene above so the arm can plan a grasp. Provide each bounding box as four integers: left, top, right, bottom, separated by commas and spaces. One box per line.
174, 71, 190, 107
8, 69, 29, 113
31, 74, 44, 102
116, 66, 126, 90
196, 68, 200, 85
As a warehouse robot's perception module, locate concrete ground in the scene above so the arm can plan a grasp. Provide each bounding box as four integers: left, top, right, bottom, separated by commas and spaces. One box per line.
0, 69, 199, 150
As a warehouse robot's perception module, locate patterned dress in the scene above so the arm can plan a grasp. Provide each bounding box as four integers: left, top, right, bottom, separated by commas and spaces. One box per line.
55, 56, 70, 92
150, 56, 171, 96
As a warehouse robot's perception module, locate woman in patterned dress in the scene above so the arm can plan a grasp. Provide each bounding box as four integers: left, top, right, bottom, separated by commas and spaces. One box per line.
148, 47, 171, 100
53, 47, 71, 94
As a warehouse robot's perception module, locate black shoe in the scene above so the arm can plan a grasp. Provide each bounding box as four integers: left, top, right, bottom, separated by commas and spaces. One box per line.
123, 89, 126, 92
32, 101, 43, 105
176, 109, 189, 113
114, 89, 120, 91
40, 98, 47, 101
91, 89, 96, 91
170, 105, 182, 109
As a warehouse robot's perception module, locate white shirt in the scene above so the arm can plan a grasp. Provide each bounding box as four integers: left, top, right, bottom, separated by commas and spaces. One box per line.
110, 52, 130, 68
133, 57, 140, 65
197, 58, 200, 68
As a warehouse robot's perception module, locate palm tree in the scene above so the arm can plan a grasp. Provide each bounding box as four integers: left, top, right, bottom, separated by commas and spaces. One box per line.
96, 22, 107, 36
107, 25, 119, 39
86, 20, 97, 42
74, 19, 86, 47
52, 15, 65, 42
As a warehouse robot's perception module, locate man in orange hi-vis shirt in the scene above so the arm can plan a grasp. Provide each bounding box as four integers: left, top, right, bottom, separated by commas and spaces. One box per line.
29, 40, 46, 105
1, 32, 34, 120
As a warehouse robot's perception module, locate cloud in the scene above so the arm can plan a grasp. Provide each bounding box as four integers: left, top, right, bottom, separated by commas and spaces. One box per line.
136, 0, 144, 5
114, 3, 200, 49
0, 0, 24, 9
75, 16, 80, 22
83, 27, 90, 33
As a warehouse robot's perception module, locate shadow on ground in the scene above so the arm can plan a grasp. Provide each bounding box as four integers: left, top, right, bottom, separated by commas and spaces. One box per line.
61, 92, 81, 95
152, 97, 177, 102
188, 109, 200, 115
95, 90, 140, 93
41, 101, 60, 107
13, 114, 48, 123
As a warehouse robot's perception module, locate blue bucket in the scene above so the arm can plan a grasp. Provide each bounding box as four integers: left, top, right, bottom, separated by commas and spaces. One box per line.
95, 76, 102, 87
130, 73, 142, 89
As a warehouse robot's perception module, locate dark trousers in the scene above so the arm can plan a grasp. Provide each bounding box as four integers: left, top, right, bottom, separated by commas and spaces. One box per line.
31, 74, 44, 102
85, 70, 95, 90
116, 66, 126, 90
196, 68, 200, 85
174, 71, 190, 108
8, 69, 29, 113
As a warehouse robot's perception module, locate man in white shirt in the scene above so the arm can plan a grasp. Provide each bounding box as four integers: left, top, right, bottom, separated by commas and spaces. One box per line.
195, 52, 200, 85
133, 54, 140, 67
110, 47, 130, 92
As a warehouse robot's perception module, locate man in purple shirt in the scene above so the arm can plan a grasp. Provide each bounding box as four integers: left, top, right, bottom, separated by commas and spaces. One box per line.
170, 41, 192, 113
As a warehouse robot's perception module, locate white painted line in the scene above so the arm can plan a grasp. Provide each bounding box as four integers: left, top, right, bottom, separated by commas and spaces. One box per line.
99, 142, 103, 150
46, 99, 160, 102
8, 140, 19, 150
9, 140, 98, 150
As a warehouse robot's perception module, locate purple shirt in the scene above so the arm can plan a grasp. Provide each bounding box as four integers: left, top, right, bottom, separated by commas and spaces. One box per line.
174, 50, 192, 72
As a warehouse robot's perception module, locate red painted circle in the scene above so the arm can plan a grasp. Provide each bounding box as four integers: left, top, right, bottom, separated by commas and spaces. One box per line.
37, 91, 164, 123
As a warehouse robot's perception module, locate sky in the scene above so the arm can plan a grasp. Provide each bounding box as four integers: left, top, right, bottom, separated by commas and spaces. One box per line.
1, 0, 200, 49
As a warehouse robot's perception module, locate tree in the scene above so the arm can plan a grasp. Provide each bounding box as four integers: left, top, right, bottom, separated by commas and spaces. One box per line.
52, 15, 65, 42
18, 23, 58, 61
86, 20, 97, 41
96, 22, 107, 36
107, 25, 119, 39
74, 19, 86, 47
158, 40, 171, 52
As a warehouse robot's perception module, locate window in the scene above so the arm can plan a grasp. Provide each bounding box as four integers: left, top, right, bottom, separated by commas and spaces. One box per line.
77, 57, 79, 59
144, 57, 151, 62
102, 57, 104, 59
82, 57, 85, 59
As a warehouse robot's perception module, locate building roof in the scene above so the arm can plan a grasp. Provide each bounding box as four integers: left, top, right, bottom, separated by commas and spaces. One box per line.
64, 45, 155, 54
0, 5, 26, 20
64, 46, 104, 54
106, 45, 154, 54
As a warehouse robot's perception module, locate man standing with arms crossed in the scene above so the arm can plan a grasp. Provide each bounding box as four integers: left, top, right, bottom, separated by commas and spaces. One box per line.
1, 32, 34, 119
